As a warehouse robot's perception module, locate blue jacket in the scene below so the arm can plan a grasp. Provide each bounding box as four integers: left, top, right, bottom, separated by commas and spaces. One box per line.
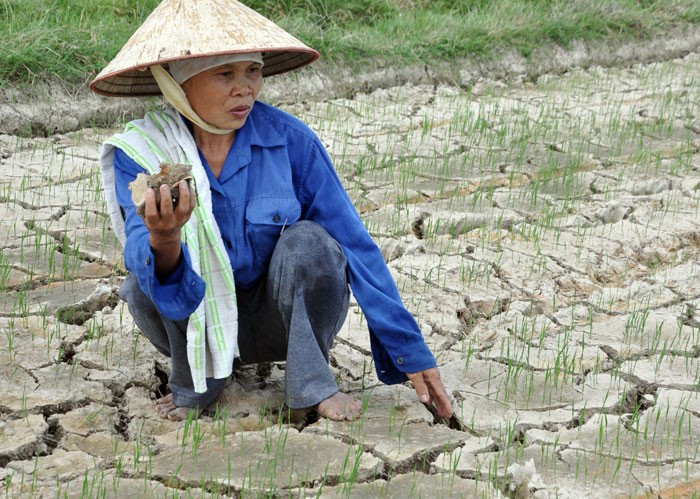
113, 101, 436, 384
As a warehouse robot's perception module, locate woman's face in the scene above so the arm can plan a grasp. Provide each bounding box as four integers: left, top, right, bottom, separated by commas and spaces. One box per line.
181, 60, 263, 132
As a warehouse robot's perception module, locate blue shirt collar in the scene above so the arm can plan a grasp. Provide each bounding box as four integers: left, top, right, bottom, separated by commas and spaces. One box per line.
247, 102, 286, 148
185, 102, 287, 185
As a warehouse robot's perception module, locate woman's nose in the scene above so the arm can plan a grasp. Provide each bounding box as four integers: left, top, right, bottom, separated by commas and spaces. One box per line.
229, 77, 252, 96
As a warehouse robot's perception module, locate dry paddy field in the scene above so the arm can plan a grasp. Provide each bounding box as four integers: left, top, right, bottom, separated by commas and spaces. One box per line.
1, 51, 700, 498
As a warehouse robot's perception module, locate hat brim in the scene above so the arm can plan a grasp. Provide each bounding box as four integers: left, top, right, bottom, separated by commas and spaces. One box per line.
90, 49, 318, 97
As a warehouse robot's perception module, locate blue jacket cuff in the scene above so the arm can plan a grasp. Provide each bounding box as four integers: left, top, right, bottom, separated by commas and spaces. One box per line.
126, 238, 205, 321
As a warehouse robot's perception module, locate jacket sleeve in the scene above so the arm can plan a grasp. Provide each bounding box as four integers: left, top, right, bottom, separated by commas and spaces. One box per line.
113, 148, 206, 320
293, 137, 437, 384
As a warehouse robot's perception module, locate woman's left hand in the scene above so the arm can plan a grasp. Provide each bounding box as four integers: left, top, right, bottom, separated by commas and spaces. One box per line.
406, 368, 453, 418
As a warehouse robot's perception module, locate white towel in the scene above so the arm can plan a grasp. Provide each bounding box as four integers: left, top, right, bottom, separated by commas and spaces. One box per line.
100, 107, 238, 393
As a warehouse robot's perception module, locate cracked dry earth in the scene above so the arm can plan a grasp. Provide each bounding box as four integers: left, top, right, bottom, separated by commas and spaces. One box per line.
1, 51, 700, 498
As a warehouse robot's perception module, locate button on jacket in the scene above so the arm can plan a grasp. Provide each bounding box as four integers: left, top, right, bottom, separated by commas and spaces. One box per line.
113, 101, 437, 384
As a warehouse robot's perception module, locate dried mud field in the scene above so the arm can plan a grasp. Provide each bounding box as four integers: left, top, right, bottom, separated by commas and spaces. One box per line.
1, 52, 700, 498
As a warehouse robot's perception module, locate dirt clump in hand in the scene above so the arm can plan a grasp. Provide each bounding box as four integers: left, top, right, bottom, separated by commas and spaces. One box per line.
129, 163, 193, 217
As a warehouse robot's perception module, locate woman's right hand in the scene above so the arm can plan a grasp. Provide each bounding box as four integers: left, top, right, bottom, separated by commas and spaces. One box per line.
143, 180, 197, 278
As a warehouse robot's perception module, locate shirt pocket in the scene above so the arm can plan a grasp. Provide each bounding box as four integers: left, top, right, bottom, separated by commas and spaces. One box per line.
245, 197, 301, 264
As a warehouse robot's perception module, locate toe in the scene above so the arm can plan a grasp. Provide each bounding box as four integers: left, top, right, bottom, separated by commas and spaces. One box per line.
166, 407, 187, 422
154, 393, 173, 408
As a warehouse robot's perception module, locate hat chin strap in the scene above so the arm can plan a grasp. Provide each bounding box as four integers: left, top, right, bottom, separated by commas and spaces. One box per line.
151, 65, 234, 136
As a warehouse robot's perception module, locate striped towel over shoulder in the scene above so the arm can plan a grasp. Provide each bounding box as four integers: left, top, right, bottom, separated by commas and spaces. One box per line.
99, 107, 238, 393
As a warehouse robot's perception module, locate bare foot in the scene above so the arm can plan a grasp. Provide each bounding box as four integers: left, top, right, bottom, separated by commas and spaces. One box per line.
154, 393, 202, 422
315, 392, 363, 421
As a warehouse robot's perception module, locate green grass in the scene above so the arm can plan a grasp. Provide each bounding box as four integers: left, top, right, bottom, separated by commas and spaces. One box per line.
1, 0, 699, 89
0, 0, 158, 86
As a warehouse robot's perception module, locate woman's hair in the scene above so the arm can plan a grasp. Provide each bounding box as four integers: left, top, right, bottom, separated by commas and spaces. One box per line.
168, 52, 264, 84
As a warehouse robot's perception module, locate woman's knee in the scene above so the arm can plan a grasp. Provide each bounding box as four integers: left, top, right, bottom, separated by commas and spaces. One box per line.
118, 274, 173, 356
118, 273, 142, 303
268, 221, 349, 320
273, 221, 347, 274
119, 274, 161, 321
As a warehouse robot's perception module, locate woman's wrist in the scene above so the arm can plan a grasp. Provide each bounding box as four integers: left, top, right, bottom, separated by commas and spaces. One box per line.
150, 232, 182, 278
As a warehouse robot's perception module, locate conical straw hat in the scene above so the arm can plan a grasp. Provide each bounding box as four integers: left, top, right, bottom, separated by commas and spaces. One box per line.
90, 0, 319, 97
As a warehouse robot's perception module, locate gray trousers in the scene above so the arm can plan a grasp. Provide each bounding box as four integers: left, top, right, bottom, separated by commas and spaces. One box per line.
119, 221, 350, 409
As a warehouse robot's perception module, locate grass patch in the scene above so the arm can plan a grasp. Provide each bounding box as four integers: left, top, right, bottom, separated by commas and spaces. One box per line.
1, 0, 699, 90
0, 0, 158, 86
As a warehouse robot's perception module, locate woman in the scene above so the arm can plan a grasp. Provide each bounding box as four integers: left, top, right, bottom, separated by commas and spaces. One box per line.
92, 0, 452, 422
